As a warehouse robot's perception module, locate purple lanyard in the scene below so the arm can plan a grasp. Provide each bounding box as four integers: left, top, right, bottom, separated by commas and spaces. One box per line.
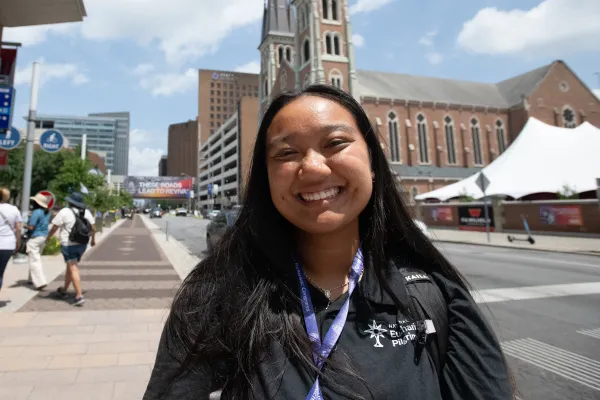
294, 248, 364, 400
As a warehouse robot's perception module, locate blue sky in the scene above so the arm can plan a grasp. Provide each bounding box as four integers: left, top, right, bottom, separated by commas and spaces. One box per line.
6, 0, 600, 176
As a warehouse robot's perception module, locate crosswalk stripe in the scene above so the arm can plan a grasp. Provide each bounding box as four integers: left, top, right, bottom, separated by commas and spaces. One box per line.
502, 338, 600, 391
473, 282, 600, 303
579, 328, 600, 340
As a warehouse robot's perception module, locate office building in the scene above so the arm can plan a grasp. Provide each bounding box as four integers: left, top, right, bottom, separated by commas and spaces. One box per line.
198, 69, 260, 144
89, 112, 131, 176
259, 0, 600, 198
167, 119, 200, 177
197, 97, 259, 210
158, 155, 168, 176
34, 112, 131, 175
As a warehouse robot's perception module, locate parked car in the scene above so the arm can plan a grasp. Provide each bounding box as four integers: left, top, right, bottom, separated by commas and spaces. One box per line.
413, 219, 433, 239
175, 207, 188, 217
206, 208, 241, 251
206, 210, 220, 220
149, 208, 162, 218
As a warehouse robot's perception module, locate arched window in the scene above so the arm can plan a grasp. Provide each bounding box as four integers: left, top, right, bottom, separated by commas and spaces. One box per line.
470, 117, 483, 165
331, 0, 339, 20
277, 46, 284, 67
285, 47, 292, 63
333, 35, 340, 55
303, 38, 310, 64
322, 0, 329, 19
562, 105, 577, 128
329, 69, 342, 89
325, 34, 332, 54
263, 78, 269, 97
495, 119, 506, 153
416, 113, 429, 163
387, 111, 400, 162
444, 115, 457, 164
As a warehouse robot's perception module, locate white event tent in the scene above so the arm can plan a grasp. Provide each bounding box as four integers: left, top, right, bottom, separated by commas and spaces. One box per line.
415, 117, 600, 201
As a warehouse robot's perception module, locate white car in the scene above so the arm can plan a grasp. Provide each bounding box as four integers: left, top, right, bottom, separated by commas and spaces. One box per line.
413, 219, 433, 239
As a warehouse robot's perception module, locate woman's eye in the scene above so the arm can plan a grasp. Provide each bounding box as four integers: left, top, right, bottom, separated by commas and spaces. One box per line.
327, 139, 347, 147
274, 149, 297, 158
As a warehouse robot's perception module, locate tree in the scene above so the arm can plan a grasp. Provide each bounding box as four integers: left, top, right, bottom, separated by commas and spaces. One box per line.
556, 184, 579, 200
31, 149, 67, 195
458, 188, 475, 203
49, 151, 105, 205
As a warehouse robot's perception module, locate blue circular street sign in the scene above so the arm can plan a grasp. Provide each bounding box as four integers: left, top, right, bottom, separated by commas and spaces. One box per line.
0, 127, 21, 150
39, 129, 64, 153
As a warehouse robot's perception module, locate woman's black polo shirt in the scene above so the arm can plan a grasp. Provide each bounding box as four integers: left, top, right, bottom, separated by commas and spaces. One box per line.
144, 265, 512, 399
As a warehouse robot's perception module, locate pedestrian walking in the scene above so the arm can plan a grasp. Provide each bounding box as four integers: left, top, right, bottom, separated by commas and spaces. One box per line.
144, 86, 516, 399
46, 192, 96, 307
25, 193, 52, 290
0, 187, 22, 298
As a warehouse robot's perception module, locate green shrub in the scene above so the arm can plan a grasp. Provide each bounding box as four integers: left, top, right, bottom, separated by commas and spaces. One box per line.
42, 236, 61, 256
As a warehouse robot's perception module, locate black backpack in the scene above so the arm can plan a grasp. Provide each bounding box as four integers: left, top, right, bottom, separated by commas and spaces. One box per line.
69, 208, 92, 245
396, 267, 449, 376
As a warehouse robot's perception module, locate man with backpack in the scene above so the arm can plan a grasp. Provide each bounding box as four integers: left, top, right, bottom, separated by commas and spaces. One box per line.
46, 192, 96, 306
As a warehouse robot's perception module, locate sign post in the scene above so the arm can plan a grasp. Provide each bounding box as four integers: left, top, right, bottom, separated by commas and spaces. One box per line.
0, 86, 15, 131
476, 172, 492, 243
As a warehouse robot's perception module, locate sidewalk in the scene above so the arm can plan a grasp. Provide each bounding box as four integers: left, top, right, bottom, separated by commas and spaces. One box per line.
431, 228, 600, 256
0, 216, 179, 400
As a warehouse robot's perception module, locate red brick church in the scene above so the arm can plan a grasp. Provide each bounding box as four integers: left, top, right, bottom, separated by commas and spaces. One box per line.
258, 0, 600, 198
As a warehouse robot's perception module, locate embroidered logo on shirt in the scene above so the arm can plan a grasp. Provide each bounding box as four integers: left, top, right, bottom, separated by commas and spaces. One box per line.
364, 320, 388, 347
404, 273, 430, 283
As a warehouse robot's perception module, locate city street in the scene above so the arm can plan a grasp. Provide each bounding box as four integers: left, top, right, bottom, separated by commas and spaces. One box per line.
156, 216, 600, 400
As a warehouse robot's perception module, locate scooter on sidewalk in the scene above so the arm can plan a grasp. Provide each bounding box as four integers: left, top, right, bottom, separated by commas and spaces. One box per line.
507, 214, 535, 245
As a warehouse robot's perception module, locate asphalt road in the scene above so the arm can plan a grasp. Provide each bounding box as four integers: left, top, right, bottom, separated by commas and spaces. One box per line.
154, 215, 600, 400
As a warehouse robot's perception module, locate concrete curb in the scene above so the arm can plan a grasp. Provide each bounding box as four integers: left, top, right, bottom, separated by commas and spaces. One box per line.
0, 218, 128, 313
433, 239, 600, 258
140, 216, 201, 281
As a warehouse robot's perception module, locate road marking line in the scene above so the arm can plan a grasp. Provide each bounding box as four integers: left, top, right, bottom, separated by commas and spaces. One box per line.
502, 338, 600, 391
472, 282, 600, 303
442, 247, 600, 269
579, 328, 600, 340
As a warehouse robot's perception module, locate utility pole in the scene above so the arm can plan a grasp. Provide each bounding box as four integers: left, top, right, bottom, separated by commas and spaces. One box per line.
19, 62, 40, 218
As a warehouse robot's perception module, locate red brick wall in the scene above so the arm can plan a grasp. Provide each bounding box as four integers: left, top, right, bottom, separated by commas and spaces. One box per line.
528, 61, 600, 129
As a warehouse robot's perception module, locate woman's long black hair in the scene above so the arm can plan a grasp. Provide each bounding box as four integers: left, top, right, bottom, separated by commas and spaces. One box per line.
161, 85, 484, 398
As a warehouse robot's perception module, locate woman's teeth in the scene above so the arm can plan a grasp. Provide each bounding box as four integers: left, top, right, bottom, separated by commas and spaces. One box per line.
300, 187, 341, 202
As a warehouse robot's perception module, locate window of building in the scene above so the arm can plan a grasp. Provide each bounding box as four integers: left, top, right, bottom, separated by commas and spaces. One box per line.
325, 34, 332, 54
562, 105, 577, 128
278, 46, 284, 66
416, 113, 429, 163
444, 116, 457, 164
471, 117, 483, 165
211, 121, 214, 127
322, 0, 340, 21
388, 111, 400, 162
217, 98, 221, 103
303, 38, 310, 64
264, 78, 269, 96
324, 33, 342, 56
217, 114, 221, 119
217, 106, 221, 111
496, 119, 506, 153
210, 113, 214, 119
329, 69, 342, 89
211, 106, 214, 111
210, 82, 214, 88
286, 47, 292, 63
210, 98, 214, 103
334, 35, 340, 55
217, 90, 221, 96
322, 0, 329, 19
210, 90, 214, 95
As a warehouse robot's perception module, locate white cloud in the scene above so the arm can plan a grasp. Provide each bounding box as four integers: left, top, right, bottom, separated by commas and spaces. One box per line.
128, 129, 164, 176
15, 58, 89, 87
131, 64, 156, 76
457, 0, 600, 56
352, 34, 365, 48
594, 89, 600, 100
234, 61, 261, 74
350, 0, 394, 15
418, 30, 437, 47
425, 52, 444, 65
4, 1, 264, 64
138, 68, 197, 97
3, 23, 76, 46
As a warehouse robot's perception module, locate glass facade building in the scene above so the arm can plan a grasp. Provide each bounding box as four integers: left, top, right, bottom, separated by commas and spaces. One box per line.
35, 112, 130, 175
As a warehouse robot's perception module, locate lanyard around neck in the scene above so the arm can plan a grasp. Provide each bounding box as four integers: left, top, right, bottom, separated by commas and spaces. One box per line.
294, 248, 364, 400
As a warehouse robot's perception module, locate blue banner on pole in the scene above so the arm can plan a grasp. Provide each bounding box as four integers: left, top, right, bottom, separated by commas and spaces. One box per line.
0, 127, 20, 150
40, 129, 65, 153
0, 86, 15, 131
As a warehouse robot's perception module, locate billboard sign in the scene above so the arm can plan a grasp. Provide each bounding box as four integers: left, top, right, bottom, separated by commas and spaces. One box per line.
124, 176, 193, 199
458, 205, 495, 232
540, 205, 583, 226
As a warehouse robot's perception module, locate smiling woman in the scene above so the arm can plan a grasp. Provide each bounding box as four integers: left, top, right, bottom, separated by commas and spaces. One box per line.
143, 85, 515, 400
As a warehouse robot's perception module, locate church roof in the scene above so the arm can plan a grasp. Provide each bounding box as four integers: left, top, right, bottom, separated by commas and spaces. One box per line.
357, 62, 554, 109
261, 0, 295, 43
